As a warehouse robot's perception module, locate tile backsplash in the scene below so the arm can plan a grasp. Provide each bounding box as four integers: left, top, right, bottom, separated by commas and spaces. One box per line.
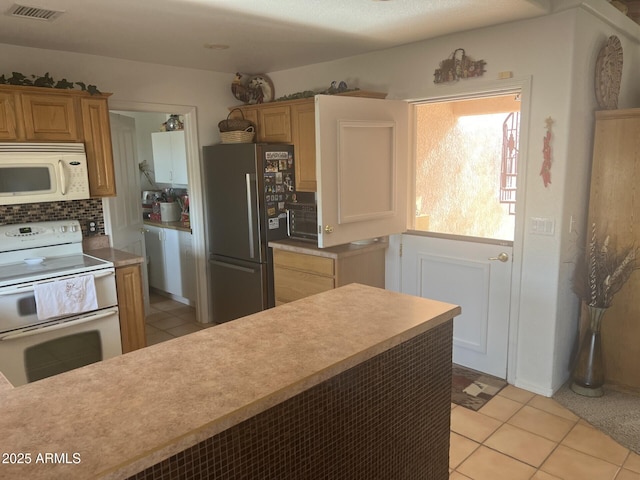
0, 199, 104, 236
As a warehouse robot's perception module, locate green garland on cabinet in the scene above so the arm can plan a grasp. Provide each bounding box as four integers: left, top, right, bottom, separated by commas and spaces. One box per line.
0, 72, 101, 94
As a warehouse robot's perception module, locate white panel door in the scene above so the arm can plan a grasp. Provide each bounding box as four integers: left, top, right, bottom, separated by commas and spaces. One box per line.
401, 234, 512, 378
315, 95, 408, 247
104, 113, 149, 309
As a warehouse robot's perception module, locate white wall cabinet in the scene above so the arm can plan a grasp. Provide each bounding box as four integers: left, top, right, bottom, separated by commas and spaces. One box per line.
151, 131, 188, 185
144, 224, 195, 303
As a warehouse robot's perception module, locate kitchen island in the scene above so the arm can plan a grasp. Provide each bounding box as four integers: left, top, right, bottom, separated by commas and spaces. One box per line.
0, 284, 460, 480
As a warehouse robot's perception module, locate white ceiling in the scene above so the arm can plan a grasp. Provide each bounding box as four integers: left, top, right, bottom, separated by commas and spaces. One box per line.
0, 0, 570, 74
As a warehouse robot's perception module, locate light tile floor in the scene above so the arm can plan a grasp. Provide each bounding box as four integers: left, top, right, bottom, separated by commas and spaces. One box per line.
450, 385, 640, 480
144, 292, 213, 346
143, 294, 639, 480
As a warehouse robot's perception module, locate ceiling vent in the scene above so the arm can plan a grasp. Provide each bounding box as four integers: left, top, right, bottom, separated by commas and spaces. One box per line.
6, 3, 65, 21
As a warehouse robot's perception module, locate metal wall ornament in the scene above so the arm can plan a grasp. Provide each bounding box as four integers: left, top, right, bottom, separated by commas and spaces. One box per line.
433, 48, 486, 84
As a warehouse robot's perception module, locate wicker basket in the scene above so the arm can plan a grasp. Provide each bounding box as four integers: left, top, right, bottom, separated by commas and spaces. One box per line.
220, 126, 255, 144
218, 108, 254, 132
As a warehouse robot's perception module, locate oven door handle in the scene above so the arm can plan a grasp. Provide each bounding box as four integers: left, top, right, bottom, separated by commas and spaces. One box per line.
0, 308, 119, 341
0, 269, 115, 296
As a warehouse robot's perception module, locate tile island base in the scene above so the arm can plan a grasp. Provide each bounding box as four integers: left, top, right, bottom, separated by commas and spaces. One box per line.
129, 321, 453, 480
0, 284, 460, 480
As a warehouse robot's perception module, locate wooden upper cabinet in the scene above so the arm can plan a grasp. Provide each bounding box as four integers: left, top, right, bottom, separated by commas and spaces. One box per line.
81, 96, 116, 197
0, 92, 21, 140
230, 92, 386, 193
290, 101, 317, 191
0, 85, 116, 197
257, 104, 291, 143
21, 91, 81, 141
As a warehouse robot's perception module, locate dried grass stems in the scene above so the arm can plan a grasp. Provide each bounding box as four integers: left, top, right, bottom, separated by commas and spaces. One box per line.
573, 223, 639, 308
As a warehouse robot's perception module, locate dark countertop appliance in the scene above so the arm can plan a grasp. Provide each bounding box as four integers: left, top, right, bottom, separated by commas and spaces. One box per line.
203, 143, 296, 323
286, 200, 317, 242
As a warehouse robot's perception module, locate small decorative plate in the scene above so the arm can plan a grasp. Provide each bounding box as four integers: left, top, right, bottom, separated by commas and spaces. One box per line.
247, 74, 274, 104
595, 35, 623, 110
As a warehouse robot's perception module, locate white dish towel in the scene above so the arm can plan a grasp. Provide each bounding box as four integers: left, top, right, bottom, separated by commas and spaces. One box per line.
34, 275, 99, 321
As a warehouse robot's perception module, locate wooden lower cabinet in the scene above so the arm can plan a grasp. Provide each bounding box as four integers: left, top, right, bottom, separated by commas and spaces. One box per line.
115, 263, 147, 353
272, 245, 385, 305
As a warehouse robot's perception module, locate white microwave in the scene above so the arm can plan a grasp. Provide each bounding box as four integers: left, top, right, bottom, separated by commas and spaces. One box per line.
0, 143, 90, 205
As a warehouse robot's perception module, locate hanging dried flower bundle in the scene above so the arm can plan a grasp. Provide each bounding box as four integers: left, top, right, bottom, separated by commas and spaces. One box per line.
573, 223, 638, 308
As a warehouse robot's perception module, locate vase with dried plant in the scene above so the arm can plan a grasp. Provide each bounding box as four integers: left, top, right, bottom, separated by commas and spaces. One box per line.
571, 223, 638, 397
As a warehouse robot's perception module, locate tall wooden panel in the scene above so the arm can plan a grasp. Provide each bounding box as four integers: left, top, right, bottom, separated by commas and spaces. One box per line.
588, 108, 640, 390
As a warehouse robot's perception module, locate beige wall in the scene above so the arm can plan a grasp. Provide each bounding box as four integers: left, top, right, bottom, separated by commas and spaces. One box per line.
266, 2, 640, 394
1, 0, 639, 394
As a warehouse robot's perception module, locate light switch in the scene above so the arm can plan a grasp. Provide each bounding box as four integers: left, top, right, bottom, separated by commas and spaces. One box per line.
531, 217, 555, 235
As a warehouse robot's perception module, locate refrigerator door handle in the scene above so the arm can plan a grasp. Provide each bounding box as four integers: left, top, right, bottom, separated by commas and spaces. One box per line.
245, 173, 256, 259
209, 259, 258, 274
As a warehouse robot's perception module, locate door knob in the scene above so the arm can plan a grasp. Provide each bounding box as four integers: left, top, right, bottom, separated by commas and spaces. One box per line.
324, 225, 334, 234
488, 252, 509, 262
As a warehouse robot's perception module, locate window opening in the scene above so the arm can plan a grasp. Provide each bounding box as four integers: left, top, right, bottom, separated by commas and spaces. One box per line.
414, 94, 521, 242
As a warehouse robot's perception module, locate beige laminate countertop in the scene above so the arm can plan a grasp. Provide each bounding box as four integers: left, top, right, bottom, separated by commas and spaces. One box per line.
81, 235, 144, 267
0, 370, 13, 391
86, 247, 144, 268
269, 237, 388, 258
0, 284, 460, 480
143, 219, 191, 233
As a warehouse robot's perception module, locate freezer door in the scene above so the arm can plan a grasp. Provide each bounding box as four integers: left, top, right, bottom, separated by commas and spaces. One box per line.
204, 144, 262, 262
208, 256, 268, 323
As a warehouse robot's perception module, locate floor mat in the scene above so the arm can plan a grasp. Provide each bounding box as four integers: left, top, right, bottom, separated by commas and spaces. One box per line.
554, 382, 640, 455
451, 364, 507, 411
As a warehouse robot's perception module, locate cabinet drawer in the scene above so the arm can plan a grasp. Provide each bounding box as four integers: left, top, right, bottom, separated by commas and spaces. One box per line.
273, 249, 334, 276
274, 266, 334, 304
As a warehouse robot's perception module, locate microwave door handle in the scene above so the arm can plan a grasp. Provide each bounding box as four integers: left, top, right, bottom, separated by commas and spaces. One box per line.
245, 173, 255, 260
58, 159, 67, 195
0, 269, 115, 296
0, 308, 118, 341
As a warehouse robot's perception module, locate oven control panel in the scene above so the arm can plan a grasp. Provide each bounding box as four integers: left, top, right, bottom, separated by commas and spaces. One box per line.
0, 220, 83, 252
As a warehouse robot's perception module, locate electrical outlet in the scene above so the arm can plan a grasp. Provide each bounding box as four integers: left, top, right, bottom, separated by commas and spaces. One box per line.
86, 220, 98, 236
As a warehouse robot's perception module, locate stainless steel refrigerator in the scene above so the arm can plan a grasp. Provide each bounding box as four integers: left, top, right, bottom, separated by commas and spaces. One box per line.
203, 143, 296, 323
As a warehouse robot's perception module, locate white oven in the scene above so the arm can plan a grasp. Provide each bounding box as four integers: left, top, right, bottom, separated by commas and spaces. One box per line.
0, 220, 122, 387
